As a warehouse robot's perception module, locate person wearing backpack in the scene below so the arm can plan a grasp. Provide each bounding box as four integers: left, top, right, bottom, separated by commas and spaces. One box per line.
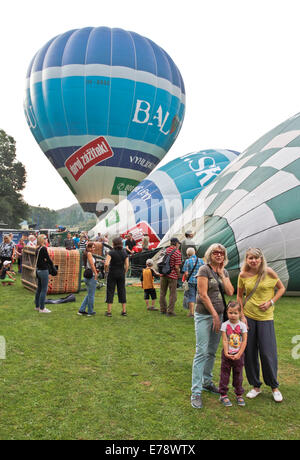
183, 248, 204, 317
159, 237, 182, 316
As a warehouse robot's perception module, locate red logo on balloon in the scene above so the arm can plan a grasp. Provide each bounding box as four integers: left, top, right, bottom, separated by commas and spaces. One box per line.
65, 136, 114, 181
121, 221, 160, 251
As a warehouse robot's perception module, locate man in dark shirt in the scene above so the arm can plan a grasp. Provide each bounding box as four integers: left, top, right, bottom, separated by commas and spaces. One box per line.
64, 233, 75, 250
125, 233, 136, 255
159, 237, 182, 316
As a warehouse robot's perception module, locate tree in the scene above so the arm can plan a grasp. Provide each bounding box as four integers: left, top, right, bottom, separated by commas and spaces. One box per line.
0, 129, 29, 228
28, 206, 58, 229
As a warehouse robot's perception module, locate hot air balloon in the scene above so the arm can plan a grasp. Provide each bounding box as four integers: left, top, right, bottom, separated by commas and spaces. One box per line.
89, 149, 240, 247
24, 27, 185, 217
160, 112, 300, 294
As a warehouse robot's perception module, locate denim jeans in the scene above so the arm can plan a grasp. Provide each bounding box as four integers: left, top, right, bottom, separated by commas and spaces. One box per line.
79, 277, 97, 314
35, 269, 49, 310
191, 312, 222, 395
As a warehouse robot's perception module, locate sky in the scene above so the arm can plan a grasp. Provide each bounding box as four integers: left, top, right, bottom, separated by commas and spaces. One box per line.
1, 0, 300, 210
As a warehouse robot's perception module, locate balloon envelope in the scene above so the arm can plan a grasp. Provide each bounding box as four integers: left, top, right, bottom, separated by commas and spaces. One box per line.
160, 112, 300, 293
89, 149, 240, 246
24, 27, 185, 216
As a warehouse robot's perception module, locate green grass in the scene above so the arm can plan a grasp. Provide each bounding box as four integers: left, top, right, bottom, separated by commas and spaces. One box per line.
0, 271, 299, 440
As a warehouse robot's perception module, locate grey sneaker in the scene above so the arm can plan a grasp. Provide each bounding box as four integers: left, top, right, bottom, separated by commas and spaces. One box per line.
191, 395, 203, 409
202, 383, 219, 394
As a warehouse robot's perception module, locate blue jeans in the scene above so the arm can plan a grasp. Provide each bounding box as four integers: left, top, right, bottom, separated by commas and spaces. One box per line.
191, 312, 222, 395
79, 277, 97, 314
35, 269, 49, 310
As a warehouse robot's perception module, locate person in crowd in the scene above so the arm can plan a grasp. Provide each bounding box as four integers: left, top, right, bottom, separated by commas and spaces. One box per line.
125, 233, 136, 255
181, 230, 197, 259
35, 234, 56, 313
218, 301, 248, 407
0, 260, 16, 285
79, 233, 88, 252
142, 234, 150, 252
237, 247, 285, 403
27, 235, 37, 247
103, 233, 109, 244
101, 234, 110, 257
140, 259, 160, 311
73, 233, 80, 249
183, 247, 204, 317
104, 237, 129, 317
8, 234, 16, 261
15, 239, 25, 273
191, 243, 234, 409
77, 242, 98, 317
64, 232, 75, 250
159, 237, 182, 317
22, 234, 29, 245
0, 235, 15, 270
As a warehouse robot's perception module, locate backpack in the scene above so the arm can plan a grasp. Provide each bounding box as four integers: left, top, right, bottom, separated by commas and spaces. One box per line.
157, 248, 177, 275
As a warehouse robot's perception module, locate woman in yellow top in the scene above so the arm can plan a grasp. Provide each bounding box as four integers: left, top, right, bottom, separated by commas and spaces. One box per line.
237, 248, 285, 403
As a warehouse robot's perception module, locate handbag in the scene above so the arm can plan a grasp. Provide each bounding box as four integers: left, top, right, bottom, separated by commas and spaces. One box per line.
207, 264, 229, 322
242, 272, 263, 307
83, 267, 93, 279
33, 247, 42, 278
48, 263, 58, 277
183, 257, 200, 291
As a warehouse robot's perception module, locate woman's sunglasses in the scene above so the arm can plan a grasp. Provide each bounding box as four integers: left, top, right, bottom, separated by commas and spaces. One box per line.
212, 250, 225, 256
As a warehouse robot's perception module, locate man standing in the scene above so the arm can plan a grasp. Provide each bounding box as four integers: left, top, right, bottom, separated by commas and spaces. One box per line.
181, 230, 196, 260
159, 237, 182, 316
64, 232, 75, 250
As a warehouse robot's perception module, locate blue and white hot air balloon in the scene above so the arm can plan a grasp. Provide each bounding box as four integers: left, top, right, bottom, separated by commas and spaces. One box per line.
89, 149, 240, 245
24, 27, 185, 217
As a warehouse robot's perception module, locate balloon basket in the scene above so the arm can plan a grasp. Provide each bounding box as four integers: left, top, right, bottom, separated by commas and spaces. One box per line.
22, 247, 82, 294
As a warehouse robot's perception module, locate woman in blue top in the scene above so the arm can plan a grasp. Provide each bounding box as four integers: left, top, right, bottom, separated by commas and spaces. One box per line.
183, 248, 204, 317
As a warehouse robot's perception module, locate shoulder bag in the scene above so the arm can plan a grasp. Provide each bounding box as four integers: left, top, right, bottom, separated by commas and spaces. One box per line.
33, 247, 42, 278
242, 272, 263, 307
48, 263, 58, 277
183, 257, 200, 291
207, 264, 229, 322
83, 268, 93, 279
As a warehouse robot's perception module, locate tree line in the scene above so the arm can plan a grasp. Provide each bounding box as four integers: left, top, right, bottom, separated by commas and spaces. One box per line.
0, 129, 97, 230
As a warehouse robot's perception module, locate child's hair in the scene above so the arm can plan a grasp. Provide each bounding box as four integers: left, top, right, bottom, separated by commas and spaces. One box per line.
226, 301, 241, 312
146, 259, 154, 267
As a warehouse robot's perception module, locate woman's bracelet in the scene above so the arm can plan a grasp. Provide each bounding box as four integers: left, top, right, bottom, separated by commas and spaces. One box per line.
270, 299, 275, 306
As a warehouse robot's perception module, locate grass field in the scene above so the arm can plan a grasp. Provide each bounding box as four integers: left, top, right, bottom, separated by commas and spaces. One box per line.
0, 271, 299, 440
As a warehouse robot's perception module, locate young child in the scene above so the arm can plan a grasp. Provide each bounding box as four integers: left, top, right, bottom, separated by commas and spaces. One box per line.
0, 260, 16, 286
219, 301, 248, 407
140, 259, 160, 311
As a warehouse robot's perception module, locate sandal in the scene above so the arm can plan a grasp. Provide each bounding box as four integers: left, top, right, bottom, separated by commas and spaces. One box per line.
105, 311, 112, 317
219, 396, 232, 407
121, 311, 127, 316
236, 396, 246, 406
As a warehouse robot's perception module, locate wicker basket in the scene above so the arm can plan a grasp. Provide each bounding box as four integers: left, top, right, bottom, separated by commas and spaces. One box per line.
22, 247, 82, 294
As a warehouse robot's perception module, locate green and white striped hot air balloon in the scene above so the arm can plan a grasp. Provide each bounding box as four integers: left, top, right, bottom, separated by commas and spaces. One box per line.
159, 112, 300, 294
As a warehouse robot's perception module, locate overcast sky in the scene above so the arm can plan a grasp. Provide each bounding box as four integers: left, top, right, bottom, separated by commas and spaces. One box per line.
1, 0, 300, 210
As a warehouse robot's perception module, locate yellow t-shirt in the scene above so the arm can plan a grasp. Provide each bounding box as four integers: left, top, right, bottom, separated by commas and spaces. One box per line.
238, 274, 278, 321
